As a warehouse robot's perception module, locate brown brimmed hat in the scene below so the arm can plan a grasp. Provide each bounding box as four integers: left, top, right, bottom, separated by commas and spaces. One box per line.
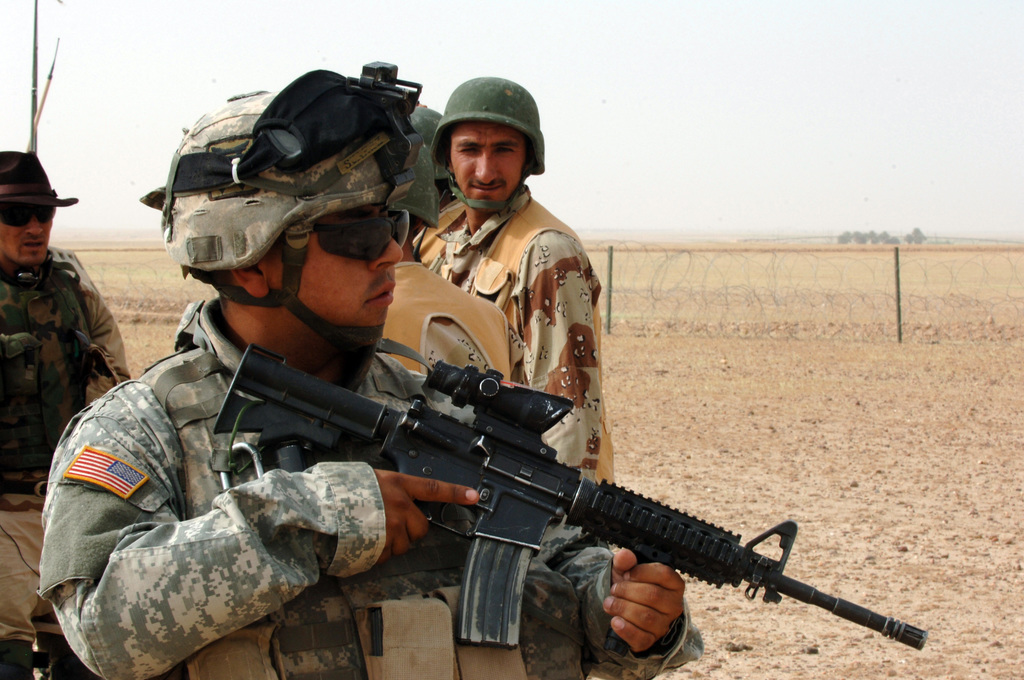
0, 152, 78, 207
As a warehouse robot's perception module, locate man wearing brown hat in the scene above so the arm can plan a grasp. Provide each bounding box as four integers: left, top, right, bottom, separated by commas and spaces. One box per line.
0, 151, 129, 680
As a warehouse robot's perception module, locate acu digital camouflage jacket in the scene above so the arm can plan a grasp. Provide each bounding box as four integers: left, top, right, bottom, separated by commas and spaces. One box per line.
39, 300, 700, 680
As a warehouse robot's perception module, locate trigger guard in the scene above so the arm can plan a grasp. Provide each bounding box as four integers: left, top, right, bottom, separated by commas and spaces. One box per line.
420, 501, 475, 536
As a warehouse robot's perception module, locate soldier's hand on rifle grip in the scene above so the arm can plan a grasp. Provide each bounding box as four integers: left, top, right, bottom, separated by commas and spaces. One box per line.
373, 470, 479, 564
604, 549, 687, 653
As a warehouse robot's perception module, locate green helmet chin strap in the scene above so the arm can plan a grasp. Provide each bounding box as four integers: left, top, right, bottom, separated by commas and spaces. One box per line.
212, 230, 385, 352
447, 173, 529, 213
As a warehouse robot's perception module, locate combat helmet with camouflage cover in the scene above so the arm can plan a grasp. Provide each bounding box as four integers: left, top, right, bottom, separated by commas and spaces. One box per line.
141, 64, 422, 350
431, 77, 544, 211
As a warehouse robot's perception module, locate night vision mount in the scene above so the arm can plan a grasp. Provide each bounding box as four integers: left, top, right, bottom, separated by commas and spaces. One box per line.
168, 63, 423, 201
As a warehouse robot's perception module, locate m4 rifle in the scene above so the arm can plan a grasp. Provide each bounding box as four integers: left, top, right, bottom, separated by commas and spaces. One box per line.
214, 345, 928, 653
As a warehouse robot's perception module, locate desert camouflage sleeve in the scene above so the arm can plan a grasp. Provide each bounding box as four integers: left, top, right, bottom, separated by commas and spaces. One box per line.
515, 231, 605, 477
504, 322, 528, 385
39, 382, 385, 680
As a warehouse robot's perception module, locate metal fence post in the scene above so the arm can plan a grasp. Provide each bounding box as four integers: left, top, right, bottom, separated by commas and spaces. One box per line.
894, 246, 903, 343
605, 245, 613, 335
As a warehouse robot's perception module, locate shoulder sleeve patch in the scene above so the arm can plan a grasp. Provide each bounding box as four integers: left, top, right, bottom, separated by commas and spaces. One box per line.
63, 445, 149, 499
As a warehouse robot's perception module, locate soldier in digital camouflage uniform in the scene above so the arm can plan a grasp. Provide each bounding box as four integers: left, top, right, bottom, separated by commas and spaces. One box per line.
0, 151, 129, 680
38, 66, 702, 680
385, 106, 526, 380
419, 78, 615, 483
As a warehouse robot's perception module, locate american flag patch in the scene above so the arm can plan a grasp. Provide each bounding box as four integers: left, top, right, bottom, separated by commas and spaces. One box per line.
64, 446, 149, 499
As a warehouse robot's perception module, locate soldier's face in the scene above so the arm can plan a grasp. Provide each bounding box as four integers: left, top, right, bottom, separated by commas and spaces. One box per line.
0, 203, 54, 277
296, 205, 402, 329
447, 122, 528, 207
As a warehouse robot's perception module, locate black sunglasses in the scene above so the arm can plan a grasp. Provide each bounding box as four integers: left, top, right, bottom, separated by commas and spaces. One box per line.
0, 205, 56, 227
313, 210, 409, 261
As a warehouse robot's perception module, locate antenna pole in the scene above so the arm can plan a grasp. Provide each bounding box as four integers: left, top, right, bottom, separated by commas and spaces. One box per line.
29, 0, 40, 152
32, 39, 61, 151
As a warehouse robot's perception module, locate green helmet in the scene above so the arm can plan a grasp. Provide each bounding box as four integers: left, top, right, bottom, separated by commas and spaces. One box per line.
410, 106, 446, 181
431, 77, 544, 177
392, 107, 441, 228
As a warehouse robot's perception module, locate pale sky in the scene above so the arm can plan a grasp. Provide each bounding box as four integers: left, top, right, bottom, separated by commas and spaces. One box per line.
2, 0, 1022, 241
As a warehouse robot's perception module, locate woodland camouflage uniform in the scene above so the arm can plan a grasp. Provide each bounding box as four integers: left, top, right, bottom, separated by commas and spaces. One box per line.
1, 153, 129, 677
1, 248, 129, 468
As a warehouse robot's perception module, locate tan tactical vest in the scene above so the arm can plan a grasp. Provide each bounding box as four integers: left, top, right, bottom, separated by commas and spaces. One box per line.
417, 201, 461, 267
1, 254, 93, 469
385, 264, 514, 377
429, 201, 615, 483
439, 201, 590, 336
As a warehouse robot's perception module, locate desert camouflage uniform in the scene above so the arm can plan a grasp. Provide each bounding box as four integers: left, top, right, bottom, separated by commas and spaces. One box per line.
428, 191, 613, 482
1, 247, 128, 669
385, 261, 525, 380
39, 300, 701, 680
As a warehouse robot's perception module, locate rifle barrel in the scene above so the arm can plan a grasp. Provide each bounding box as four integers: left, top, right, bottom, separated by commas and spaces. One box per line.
770, 572, 928, 649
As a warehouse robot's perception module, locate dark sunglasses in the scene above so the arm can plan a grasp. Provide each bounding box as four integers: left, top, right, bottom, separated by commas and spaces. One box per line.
0, 205, 56, 227
313, 210, 409, 261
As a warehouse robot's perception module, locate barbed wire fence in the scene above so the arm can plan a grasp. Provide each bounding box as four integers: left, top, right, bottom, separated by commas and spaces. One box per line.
76, 251, 211, 323
77, 244, 1024, 344
589, 244, 1024, 342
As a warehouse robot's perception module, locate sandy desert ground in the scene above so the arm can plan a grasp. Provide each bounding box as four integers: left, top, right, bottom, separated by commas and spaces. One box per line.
114, 318, 1023, 680
75, 240, 1023, 680
602, 335, 1023, 680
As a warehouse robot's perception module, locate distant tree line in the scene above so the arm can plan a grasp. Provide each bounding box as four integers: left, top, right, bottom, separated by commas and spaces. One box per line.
837, 228, 926, 245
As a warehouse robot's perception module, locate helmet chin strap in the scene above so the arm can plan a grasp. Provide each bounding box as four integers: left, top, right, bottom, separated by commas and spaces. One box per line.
214, 230, 385, 354
448, 174, 528, 213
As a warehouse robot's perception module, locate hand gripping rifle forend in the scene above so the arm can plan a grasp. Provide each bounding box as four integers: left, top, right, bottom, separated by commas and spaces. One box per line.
214, 346, 928, 652
566, 480, 928, 652
427, 360, 927, 651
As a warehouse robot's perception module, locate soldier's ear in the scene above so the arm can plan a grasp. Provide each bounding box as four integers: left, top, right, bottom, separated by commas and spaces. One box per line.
228, 262, 273, 299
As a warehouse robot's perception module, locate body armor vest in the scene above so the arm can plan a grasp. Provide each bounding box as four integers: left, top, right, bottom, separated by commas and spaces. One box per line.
1, 254, 90, 469
141, 307, 478, 680
434, 199, 591, 332
432, 200, 615, 483
386, 263, 514, 378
